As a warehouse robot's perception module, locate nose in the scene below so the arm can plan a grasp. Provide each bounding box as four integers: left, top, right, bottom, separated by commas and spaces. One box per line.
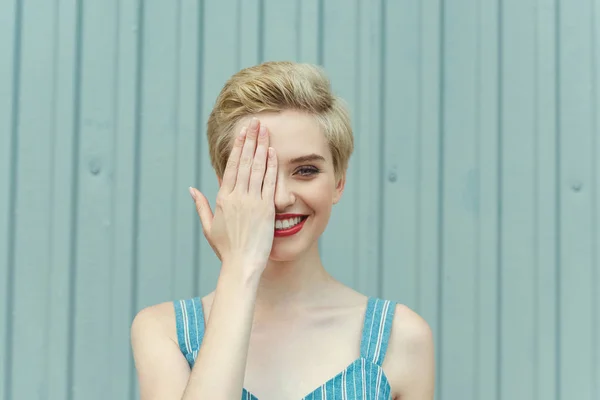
273, 175, 295, 212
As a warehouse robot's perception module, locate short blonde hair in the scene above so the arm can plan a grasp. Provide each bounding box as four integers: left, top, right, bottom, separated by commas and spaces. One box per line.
206, 61, 354, 181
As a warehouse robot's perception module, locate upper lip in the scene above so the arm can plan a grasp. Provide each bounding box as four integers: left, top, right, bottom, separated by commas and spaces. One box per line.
275, 213, 307, 220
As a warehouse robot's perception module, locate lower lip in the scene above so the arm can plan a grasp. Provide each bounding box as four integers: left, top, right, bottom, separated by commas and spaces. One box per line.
274, 217, 307, 237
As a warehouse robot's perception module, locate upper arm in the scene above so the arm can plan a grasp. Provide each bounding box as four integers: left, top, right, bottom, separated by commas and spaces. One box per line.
386, 304, 435, 400
131, 303, 192, 400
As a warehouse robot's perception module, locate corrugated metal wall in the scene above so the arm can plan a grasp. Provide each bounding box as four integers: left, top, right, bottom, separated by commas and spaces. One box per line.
1, 1, 598, 399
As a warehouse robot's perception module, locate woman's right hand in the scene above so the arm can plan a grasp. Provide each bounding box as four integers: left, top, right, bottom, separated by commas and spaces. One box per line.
189, 117, 278, 278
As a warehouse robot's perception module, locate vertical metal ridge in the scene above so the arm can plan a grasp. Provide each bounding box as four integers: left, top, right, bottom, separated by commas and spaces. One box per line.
110, 0, 121, 396
235, 0, 241, 70
352, 0, 361, 282
3, 0, 23, 399
590, 1, 599, 398
110, 0, 120, 272
415, 0, 423, 312
257, 0, 264, 62
533, 0, 541, 398
376, 0, 386, 297
435, 0, 445, 397
553, 0, 561, 399
473, 0, 483, 397
193, 0, 205, 296
317, 0, 324, 65
172, 0, 182, 296
496, 1, 504, 399
44, 0, 60, 395
128, 0, 144, 397
294, 0, 301, 62
66, 1, 84, 399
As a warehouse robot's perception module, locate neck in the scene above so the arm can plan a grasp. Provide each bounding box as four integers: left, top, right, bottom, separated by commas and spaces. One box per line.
253, 241, 335, 314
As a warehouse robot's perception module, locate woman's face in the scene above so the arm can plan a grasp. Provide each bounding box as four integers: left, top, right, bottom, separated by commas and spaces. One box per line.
229, 109, 346, 262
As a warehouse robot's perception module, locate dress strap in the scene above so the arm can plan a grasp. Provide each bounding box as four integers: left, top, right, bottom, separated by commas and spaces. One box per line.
360, 297, 397, 366
173, 297, 205, 367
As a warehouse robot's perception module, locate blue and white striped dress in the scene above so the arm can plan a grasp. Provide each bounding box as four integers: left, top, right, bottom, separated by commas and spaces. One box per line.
174, 296, 396, 399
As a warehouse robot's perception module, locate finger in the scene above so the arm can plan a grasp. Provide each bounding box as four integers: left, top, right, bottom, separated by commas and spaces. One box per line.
262, 147, 278, 200
248, 124, 269, 194
189, 187, 213, 234
235, 118, 260, 192
221, 127, 247, 192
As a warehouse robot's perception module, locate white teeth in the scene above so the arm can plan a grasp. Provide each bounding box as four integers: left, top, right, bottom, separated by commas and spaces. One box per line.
275, 217, 304, 230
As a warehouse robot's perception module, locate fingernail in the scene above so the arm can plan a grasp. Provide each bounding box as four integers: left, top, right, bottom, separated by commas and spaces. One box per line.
188, 187, 196, 200
259, 125, 267, 136
239, 127, 247, 138
250, 118, 259, 129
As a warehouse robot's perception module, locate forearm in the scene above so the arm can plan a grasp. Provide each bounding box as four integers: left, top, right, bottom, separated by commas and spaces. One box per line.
181, 261, 260, 400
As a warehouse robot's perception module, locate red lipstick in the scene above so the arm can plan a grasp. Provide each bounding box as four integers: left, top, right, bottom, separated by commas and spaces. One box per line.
274, 214, 308, 237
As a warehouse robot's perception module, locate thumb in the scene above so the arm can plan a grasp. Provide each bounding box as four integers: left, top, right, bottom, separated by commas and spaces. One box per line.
189, 187, 213, 234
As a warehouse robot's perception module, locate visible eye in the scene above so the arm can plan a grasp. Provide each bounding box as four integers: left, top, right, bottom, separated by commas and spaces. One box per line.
295, 166, 320, 177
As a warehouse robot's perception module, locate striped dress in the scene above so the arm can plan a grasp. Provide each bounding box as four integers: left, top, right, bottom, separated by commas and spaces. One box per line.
174, 296, 396, 400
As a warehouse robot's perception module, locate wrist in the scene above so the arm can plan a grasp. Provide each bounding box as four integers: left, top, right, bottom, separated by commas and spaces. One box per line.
219, 257, 264, 288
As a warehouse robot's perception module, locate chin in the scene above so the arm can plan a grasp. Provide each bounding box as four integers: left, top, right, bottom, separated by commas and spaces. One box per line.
267, 241, 309, 262
268, 233, 319, 263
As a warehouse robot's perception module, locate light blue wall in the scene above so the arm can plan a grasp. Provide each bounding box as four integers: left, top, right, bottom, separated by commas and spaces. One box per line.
1, 1, 598, 399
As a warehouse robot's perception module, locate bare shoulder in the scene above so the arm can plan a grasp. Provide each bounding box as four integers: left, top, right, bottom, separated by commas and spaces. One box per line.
390, 304, 433, 346
384, 304, 435, 400
130, 301, 191, 400
131, 301, 178, 344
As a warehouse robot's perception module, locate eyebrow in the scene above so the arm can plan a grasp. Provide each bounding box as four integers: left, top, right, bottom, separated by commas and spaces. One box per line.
288, 153, 326, 164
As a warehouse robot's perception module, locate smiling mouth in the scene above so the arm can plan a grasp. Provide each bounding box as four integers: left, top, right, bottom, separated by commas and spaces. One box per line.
274, 215, 308, 237
275, 215, 307, 230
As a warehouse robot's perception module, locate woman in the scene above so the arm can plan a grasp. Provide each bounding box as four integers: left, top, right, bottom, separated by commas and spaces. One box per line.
131, 61, 435, 400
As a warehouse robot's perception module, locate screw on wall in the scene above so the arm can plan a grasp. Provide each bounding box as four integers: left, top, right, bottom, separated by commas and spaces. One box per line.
89, 159, 101, 175
387, 164, 398, 183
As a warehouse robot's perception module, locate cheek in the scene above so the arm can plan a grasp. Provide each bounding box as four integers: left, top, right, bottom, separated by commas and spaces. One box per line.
305, 180, 336, 211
